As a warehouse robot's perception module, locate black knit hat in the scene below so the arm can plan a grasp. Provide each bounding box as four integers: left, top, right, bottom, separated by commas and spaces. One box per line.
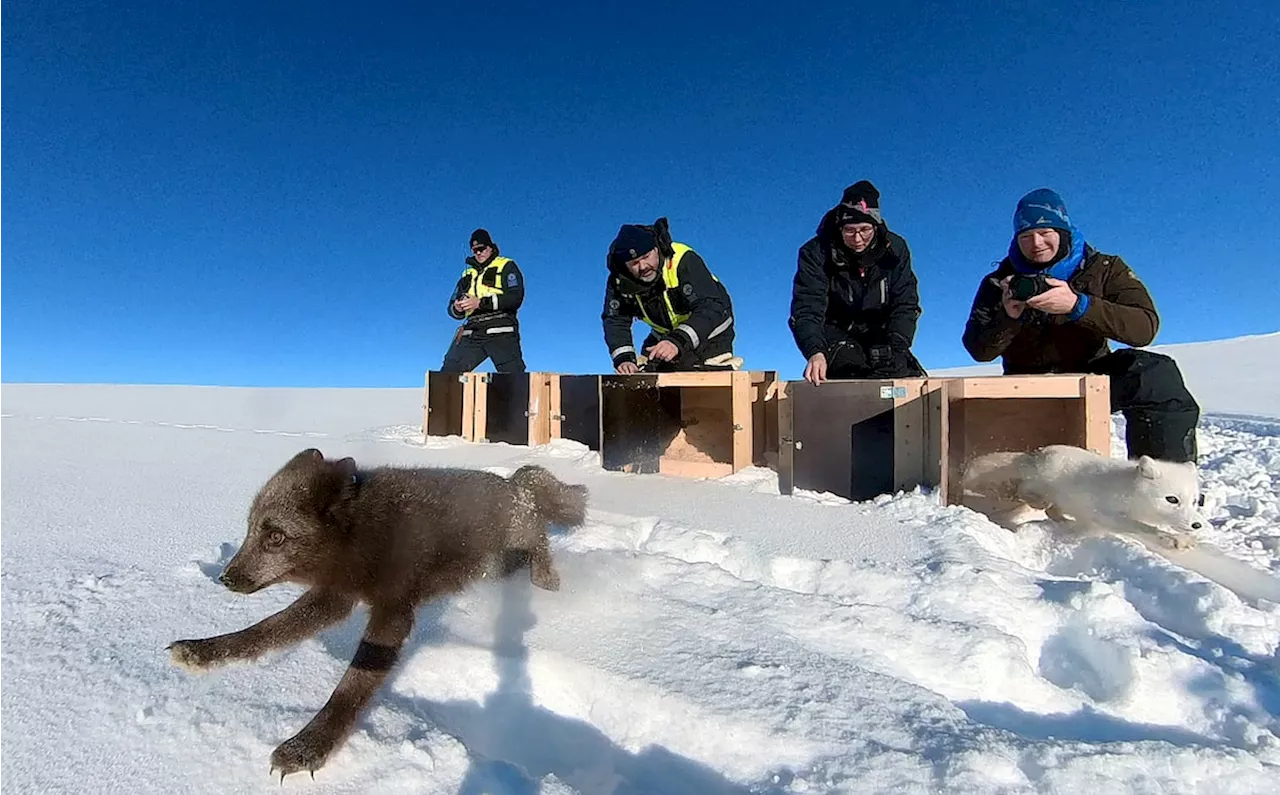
608, 224, 657, 268
469, 228, 494, 250
833, 180, 883, 227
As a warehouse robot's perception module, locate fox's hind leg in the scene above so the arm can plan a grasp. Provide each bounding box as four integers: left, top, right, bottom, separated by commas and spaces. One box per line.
528, 528, 560, 592
506, 505, 560, 591
270, 605, 415, 780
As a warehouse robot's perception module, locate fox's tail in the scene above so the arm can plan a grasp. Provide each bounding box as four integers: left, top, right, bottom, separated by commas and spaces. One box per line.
510, 465, 589, 529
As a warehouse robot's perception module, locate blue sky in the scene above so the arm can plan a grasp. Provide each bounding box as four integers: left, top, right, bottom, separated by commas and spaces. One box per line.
4, 0, 1277, 387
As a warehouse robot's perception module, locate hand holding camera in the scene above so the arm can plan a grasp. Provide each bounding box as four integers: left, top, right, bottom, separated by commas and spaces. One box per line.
999, 275, 1028, 319
1025, 277, 1079, 315
1001, 274, 1080, 317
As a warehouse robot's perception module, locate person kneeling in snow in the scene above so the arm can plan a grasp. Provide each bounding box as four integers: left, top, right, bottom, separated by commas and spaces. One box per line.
961, 188, 1201, 463
788, 180, 927, 385
601, 217, 741, 373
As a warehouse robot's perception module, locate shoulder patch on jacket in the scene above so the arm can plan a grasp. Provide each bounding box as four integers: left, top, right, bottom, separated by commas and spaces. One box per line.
507, 271, 518, 286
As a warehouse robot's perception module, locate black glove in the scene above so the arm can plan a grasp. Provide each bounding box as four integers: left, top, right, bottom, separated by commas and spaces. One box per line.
827, 340, 868, 372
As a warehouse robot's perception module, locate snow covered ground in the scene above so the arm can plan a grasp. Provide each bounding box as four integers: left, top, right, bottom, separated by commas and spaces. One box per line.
3, 336, 1279, 794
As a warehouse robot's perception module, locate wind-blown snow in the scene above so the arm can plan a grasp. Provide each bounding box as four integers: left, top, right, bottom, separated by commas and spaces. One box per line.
3, 339, 1279, 794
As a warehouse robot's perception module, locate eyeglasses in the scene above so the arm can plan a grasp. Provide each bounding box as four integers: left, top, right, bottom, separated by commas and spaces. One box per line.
471, 245, 490, 253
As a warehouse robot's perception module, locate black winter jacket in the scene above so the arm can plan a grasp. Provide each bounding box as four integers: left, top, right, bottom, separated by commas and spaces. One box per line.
788, 227, 924, 376
602, 247, 735, 369
446, 254, 525, 330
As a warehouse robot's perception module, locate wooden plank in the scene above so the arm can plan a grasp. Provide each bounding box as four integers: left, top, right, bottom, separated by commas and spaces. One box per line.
891, 380, 926, 494
471, 374, 488, 443
924, 379, 949, 500
731, 370, 753, 472
461, 373, 479, 442
427, 371, 437, 435
529, 373, 552, 446
777, 381, 795, 495
659, 459, 735, 479
947, 374, 1087, 399
655, 371, 734, 388
945, 391, 968, 505
1082, 374, 1112, 457
547, 375, 563, 442
752, 371, 780, 469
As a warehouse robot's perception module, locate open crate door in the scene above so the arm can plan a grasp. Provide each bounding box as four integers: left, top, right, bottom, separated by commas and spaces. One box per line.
423, 371, 473, 439
598, 375, 682, 473
779, 379, 945, 502
472, 373, 526, 445
550, 375, 603, 451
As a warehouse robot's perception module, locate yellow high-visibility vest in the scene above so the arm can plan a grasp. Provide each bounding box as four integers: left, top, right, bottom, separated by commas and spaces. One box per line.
461, 256, 513, 315
635, 243, 721, 333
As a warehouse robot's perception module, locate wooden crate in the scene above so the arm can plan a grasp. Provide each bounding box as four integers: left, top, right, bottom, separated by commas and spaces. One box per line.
937, 373, 1110, 506
469, 372, 555, 446
598, 370, 779, 479
422, 371, 481, 441
777, 378, 946, 501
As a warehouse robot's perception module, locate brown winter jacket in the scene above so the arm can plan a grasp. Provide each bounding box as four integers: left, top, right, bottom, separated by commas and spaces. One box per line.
961, 247, 1159, 374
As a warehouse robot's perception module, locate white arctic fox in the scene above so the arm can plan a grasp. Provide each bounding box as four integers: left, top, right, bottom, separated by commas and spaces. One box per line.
962, 444, 1209, 549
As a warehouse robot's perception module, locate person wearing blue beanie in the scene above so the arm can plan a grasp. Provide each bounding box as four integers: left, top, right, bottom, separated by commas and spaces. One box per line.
961, 188, 1202, 464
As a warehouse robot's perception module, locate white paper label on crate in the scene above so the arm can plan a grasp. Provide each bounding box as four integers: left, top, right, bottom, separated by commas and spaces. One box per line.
880, 386, 908, 399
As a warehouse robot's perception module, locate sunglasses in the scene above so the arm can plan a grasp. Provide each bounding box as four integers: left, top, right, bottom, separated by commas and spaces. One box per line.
471, 244, 490, 253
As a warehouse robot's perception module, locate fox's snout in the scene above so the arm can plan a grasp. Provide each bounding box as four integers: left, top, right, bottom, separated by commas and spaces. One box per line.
218, 565, 260, 593
218, 551, 270, 594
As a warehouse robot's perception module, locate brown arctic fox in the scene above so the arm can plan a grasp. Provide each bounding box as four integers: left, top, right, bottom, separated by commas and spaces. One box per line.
167, 448, 588, 780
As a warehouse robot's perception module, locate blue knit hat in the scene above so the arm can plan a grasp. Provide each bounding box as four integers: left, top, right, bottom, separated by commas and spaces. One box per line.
1013, 188, 1072, 235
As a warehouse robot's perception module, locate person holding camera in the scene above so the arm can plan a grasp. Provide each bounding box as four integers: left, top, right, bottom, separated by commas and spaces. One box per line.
961, 188, 1200, 463
788, 180, 926, 385
601, 217, 740, 373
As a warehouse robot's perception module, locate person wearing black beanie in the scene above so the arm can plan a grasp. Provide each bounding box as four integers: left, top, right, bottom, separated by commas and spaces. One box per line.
788, 180, 926, 384
602, 217, 740, 372
440, 227, 527, 373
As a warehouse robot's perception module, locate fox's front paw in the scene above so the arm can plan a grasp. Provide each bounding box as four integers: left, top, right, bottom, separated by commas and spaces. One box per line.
271, 724, 338, 781
1158, 532, 1198, 551
167, 638, 230, 672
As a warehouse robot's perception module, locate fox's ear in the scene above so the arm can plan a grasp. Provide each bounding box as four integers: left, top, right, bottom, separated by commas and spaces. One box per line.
1137, 456, 1158, 479
334, 456, 357, 483
288, 448, 324, 467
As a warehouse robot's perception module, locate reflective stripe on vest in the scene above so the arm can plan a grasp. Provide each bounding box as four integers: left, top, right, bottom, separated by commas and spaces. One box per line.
636, 243, 711, 334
